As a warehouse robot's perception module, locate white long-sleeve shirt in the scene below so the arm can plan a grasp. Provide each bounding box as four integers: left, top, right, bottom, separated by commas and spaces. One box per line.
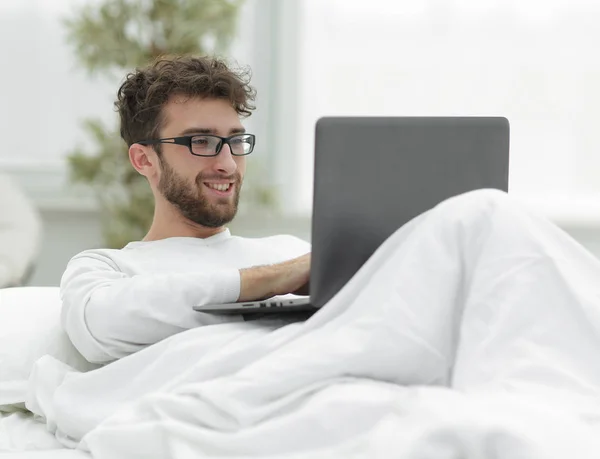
60, 230, 310, 364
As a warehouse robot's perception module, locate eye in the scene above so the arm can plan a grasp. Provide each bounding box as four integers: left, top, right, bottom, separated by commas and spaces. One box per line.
231, 135, 252, 145
191, 136, 210, 146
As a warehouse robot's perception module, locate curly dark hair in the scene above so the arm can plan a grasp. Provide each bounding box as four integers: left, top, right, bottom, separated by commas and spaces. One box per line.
115, 55, 256, 148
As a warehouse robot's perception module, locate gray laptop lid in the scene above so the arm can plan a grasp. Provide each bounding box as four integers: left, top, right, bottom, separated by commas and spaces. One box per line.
309, 116, 510, 308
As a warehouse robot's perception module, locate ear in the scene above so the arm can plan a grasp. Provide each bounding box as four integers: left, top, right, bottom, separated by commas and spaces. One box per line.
129, 143, 159, 179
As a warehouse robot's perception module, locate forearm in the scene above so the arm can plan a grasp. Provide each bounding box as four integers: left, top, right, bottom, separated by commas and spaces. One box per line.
238, 265, 279, 302
61, 268, 241, 363
238, 254, 311, 302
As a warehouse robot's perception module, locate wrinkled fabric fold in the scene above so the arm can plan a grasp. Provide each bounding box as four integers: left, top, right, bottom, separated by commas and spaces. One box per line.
23, 190, 600, 458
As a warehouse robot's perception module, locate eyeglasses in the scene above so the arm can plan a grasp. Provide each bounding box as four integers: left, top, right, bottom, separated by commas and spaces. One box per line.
137, 133, 256, 157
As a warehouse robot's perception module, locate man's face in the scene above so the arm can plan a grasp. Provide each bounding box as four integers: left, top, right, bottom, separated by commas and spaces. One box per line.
155, 96, 247, 228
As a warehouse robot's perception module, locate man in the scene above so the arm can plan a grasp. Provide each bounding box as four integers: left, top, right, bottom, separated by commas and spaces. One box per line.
60, 56, 311, 364
61, 55, 600, 379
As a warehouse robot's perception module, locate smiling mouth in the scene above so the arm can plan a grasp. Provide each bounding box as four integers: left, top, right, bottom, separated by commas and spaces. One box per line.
205, 182, 232, 191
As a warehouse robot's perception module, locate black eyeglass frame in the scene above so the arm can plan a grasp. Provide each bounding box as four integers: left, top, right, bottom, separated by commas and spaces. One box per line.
136, 133, 256, 157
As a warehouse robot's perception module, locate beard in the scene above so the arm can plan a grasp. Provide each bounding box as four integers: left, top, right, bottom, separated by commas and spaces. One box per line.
157, 158, 242, 228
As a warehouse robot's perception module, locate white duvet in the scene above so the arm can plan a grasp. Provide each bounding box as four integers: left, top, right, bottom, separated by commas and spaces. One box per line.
22, 191, 600, 457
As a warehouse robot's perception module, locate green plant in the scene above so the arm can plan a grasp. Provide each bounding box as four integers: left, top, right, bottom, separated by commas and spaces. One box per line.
64, 0, 277, 248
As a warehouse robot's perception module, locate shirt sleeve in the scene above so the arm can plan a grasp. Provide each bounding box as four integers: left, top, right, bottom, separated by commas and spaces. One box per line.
275, 235, 311, 259
60, 251, 243, 364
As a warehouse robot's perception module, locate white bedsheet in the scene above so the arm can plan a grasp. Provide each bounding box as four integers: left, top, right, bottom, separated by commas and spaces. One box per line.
0, 410, 64, 452
3, 450, 88, 459
18, 191, 600, 457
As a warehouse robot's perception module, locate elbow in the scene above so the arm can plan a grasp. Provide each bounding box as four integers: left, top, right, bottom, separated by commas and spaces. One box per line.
61, 298, 117, 365
71, 339, 116, 365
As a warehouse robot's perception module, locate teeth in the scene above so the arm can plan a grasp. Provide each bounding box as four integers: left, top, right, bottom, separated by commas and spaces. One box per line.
207, 183, 230, 191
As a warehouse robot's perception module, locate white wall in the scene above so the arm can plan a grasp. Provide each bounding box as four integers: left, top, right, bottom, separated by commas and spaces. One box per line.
0, 0, 116, 169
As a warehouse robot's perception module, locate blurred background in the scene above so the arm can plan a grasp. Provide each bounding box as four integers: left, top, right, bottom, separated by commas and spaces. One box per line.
2, 0, 600, 287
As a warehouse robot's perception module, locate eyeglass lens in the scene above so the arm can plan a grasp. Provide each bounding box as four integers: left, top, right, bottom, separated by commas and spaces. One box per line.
190, 134, 254, 156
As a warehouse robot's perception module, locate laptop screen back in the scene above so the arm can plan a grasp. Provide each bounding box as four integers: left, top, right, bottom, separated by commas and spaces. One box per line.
309, 117, 510, 308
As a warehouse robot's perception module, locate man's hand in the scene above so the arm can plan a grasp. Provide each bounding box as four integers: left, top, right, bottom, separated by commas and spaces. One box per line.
238, 253, 311, 302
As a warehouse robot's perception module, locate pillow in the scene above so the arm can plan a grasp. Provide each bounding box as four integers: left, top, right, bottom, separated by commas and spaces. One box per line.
0, 287, 98, 410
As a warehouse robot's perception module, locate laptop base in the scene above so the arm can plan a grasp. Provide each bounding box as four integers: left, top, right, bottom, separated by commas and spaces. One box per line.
193, 297, 315, 315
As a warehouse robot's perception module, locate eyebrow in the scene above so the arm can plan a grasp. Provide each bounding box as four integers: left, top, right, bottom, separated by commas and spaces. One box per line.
178, 127, 246, 136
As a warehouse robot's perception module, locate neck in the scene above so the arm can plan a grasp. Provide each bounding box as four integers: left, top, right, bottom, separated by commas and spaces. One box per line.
143, 201, 226, 241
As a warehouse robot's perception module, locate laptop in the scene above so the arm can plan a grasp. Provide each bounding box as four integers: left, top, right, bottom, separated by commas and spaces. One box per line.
193, 116, 510, 315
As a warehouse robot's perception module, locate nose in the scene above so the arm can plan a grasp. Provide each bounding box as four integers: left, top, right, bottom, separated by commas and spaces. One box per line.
212, 143, 238, 175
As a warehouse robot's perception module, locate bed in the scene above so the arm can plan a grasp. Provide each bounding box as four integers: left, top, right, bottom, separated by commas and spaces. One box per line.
3, 452, 87, 459
0, 411, 87, 457
3, 451, 87, 459
3, 233, 600, 459
0, 287, 95, 456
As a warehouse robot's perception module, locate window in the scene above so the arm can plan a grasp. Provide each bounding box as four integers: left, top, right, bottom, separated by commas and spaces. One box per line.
281, 0, 600, 223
